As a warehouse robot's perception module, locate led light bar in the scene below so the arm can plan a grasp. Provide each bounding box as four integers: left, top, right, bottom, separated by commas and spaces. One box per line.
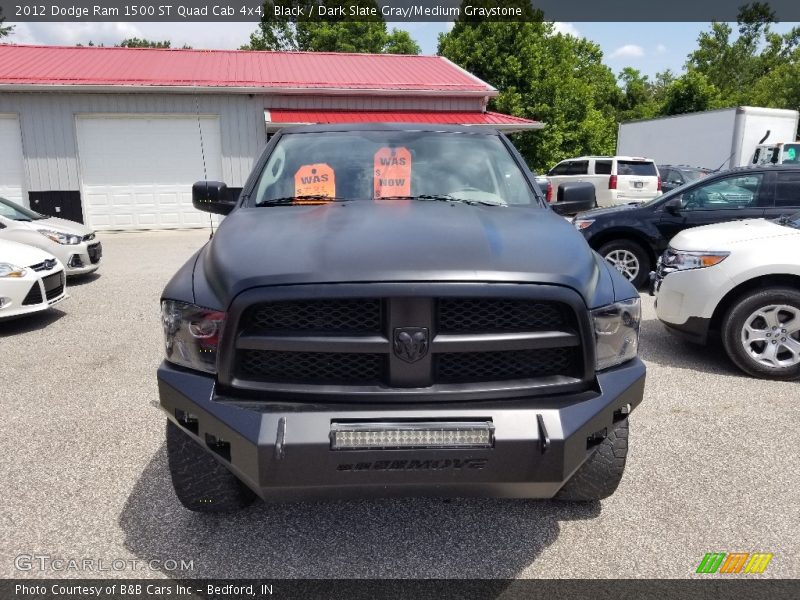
330, 421, 494, 450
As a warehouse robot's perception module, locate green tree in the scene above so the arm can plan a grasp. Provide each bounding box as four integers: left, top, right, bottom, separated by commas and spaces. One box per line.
0, 6, 13, 38
660, 70, 724, 115
244, 0, 419, 54
617, 68, 657, 121
438, 0, 619, 171
687, 2, 799, 105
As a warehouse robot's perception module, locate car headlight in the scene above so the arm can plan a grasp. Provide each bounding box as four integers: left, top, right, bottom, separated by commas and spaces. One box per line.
592, 298, 641, 371
573, 219, 594, 230
662, 248, 729, 271
161, 300, 226, 374
0, 263, 27, 278
37, 229, 83, 245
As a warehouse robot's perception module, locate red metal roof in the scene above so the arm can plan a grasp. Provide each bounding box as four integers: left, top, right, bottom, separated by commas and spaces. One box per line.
267, 109, 541, 130
0, 44, 495, 94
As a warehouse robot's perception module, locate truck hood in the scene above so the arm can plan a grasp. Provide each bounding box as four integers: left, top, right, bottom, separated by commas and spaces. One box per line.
201, 202, 605, 305
670, 218, 800, 251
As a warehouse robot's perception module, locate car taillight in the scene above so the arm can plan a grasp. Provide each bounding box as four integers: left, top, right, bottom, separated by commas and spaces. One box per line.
657, 176, 662, 191
546, 182, 553, 202
608, 175, 617, 190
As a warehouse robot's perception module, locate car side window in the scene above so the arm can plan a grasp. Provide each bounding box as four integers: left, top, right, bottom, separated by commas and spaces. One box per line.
774, 172, 800, 208
594, 160, 612, 175
548, 162, 570, 176
566, 160, 588, 176
679, 173, 764, 211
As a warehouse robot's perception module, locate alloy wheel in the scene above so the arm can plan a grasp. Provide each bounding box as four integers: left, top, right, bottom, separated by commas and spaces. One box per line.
604, 249, 640, 282
740, 304, 800, 369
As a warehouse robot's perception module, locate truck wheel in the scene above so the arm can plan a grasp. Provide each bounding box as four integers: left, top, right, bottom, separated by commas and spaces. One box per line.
598, 240, 650, 289
721, 287, 800, 381
166, 420, 257, 513
555, 419, 628, 502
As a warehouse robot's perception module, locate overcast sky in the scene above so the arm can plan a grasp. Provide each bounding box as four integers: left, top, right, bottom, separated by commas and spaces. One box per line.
6, 21, 800, 78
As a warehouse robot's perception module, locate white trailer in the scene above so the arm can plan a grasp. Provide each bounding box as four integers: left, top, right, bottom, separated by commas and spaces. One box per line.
617, 106, 799, 170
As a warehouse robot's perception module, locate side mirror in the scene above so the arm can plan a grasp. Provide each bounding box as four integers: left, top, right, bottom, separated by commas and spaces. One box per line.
551, 181, 596, 216
664, 197, 682, 215
192, 181, 235, 215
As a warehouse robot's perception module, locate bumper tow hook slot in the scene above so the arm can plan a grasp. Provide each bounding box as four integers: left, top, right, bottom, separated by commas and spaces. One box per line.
537, 414, 550, 454
274, 417, 286, 460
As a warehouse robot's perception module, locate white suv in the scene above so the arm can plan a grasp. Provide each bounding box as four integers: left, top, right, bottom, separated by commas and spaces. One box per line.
652, 212, 800, 380
547, 156, 662, 208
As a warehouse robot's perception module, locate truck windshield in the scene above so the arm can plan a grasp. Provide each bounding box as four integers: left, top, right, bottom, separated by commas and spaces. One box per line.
250, 131, 539, 207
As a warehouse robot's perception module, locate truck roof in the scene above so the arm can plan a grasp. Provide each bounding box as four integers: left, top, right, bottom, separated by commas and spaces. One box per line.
277, 123, 501, 135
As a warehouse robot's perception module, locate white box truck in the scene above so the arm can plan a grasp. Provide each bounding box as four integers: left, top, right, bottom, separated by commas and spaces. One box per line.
617, 106, 799, 170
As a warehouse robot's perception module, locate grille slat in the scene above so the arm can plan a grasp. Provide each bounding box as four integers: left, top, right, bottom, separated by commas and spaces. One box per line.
43, 272, 65, 300
435, 348, 577, 383
239, 350, 383, 384
438, 298, 566, 333
245, 299, 381, 333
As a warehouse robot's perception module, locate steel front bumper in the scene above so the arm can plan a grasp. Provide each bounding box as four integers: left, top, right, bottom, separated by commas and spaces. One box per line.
157, 359, 646, 501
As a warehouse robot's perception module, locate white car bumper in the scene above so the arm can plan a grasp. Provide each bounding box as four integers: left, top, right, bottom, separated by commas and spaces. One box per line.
0, 265, 68, 320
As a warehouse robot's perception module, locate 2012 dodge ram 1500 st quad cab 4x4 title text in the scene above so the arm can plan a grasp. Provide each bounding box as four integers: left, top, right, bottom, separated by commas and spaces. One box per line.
158, 124, 646, 513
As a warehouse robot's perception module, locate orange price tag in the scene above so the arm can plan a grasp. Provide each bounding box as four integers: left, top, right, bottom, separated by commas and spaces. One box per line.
294, 163, 336, 201
373, 147, 411, 198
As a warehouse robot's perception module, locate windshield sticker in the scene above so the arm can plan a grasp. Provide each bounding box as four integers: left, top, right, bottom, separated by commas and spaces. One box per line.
374, 147, 412, 198
294, 163, 336, 200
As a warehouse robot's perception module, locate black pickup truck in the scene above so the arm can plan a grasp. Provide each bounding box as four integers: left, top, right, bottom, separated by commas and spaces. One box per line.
158, 124, 645, 512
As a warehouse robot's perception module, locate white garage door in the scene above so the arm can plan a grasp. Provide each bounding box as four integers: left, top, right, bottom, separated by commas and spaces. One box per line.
76, 115, 223, 231
0, 115, 25, 204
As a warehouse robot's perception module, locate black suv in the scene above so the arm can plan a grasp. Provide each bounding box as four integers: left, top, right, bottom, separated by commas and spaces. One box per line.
158, 124, 645, 512
574, 165, 800, 287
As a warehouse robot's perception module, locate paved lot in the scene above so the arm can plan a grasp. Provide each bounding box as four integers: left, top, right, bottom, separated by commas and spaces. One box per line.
1, 230, 797, 579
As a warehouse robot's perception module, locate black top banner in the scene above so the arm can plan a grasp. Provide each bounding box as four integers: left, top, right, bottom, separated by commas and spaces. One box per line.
3, 0, 800, 23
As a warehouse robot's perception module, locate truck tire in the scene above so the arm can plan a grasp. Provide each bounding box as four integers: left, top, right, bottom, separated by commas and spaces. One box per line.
721, 287, 800, 381
598, 240, 650, 289
555, 419, 628, 502
166, 420, 257, 513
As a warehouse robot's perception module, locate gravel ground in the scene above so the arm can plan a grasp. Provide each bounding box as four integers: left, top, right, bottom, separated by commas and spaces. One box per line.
0, 229, 797, 580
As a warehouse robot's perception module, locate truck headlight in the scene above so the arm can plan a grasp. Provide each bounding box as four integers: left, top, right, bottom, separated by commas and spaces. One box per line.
37, 229, 82, 245
592, 298, 641, 370
573, 218, 594, 230
662, 248, 729, 271
161, 300, 226, 374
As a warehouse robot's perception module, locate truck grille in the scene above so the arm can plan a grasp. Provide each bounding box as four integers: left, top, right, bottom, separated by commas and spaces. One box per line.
225, 289, 590, 400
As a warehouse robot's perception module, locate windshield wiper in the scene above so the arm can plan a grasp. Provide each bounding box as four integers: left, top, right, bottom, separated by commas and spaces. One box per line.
378, 194, 500, 206
777, 214, 800, 229
255, 195, 345, 206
